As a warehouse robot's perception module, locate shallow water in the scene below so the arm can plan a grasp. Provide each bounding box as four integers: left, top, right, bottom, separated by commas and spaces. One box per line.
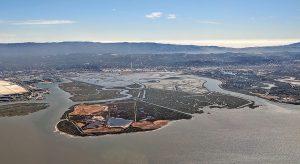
0, 74, 299, 164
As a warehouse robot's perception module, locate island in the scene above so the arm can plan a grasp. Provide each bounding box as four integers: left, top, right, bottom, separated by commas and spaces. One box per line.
56, 72, 257, 136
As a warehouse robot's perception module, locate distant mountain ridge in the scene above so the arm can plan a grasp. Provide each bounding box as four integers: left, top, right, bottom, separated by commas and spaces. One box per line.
0, 41, 299, 56
287, 42, 300, 47
239, 42, 300, 53
0, 42, 230, 56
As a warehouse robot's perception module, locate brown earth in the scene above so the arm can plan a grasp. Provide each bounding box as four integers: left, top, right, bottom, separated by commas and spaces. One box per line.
69, 104, 108, 116
131, 120, 169, 130
83, 126, 123, 134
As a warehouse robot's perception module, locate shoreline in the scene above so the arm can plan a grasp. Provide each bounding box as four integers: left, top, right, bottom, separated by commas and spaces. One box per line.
200, 79, 257, 109
0, 102, 49, 117
199, 75, 299, 106
55, 118, 171, 137
55, 74, 259, 137
54, 117, 180, 138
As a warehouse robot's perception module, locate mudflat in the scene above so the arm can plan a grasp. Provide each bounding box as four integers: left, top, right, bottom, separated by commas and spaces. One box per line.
0, 103, 48, 117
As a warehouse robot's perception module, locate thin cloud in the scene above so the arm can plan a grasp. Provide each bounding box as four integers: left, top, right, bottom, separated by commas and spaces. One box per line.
167, 14, 176, 19
10, 20, 76, 25
0, 33, 16, 42
0, 33, 15, 37
145, 12, 163, 19
197, 20, 221, 25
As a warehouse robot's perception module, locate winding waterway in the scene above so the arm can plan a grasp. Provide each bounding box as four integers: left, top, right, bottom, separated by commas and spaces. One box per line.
200, 77, 299, 110
0, 76, 300, 164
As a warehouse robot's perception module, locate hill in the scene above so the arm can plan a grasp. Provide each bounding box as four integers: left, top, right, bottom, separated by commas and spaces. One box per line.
0, 42, 231, 56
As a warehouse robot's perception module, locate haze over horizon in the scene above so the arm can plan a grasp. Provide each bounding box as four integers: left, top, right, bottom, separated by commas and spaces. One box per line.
1, 39, 300, 48
1, 0, 300, 47
1, 1, 300, 164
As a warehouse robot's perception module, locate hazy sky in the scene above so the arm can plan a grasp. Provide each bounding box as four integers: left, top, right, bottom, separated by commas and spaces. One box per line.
0, 0, 300, 47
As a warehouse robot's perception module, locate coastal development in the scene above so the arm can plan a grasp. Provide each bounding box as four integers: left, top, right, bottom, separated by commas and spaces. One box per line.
193, 64, 300, 105
0, 80, 28, 95
0, 78, 51, 117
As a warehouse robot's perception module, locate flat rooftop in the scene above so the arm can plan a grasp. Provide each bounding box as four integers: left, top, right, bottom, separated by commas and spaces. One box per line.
0, 80, 28, 95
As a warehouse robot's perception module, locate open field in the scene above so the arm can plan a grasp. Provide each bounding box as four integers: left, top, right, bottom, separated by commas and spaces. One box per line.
144, 88, 254, 113
0, 103, 48, 117
69, 72, 181, 88
59, 81, 125, 102
145, 75, 207, 94
57, 100, 192, 136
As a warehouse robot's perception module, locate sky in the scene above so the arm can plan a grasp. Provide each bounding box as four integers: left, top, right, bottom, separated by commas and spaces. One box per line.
0, 0, 300, 47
